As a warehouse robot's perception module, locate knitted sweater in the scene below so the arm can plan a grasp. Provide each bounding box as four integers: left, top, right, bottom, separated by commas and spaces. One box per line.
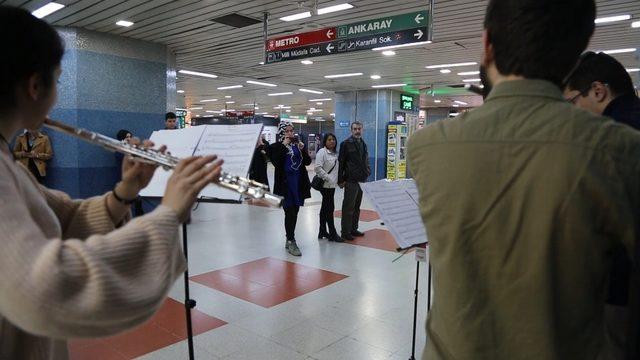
0, 149, 185, 359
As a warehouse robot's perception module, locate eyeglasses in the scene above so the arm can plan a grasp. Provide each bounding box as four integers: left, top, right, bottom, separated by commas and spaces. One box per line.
565, 81, 609, 104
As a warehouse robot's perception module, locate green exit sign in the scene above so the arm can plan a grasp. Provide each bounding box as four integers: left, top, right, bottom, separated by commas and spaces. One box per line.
401, 94, 413, 110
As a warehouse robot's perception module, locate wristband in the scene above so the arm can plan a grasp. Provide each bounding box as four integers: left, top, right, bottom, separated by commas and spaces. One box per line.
112, 188, 138, 205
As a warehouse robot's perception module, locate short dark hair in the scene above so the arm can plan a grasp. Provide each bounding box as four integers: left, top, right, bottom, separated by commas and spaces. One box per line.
564, 52, 635, 97
0, 6, 64, 112
351, 121, 363, 130
165, 112, 177, 120
484, 0, 596, 87
322, 133, 337, 148
116, 129, 131, 141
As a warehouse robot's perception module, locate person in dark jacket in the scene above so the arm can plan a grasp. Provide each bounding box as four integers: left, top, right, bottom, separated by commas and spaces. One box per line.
564, 51, 640, 359
564, 51, 640, 130
268, 121, 311, 256
249, 135, 269, 189
338, 121, 370, 241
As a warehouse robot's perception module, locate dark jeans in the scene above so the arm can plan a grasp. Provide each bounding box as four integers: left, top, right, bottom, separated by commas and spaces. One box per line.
341, 181, 362, 236
284, 205, 300, 241
319, 188, 337, 235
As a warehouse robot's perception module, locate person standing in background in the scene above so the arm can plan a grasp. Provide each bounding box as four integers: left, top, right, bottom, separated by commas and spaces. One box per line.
249, 135, 270, 189
315, 133, 341, 242
165, 112, 177, 130
13, 128, 53, 183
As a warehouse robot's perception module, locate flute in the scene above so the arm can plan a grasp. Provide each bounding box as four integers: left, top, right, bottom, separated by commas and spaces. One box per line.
43, 118, 283, 207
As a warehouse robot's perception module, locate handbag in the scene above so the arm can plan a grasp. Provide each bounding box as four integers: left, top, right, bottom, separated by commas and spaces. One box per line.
311, 161, 336, 191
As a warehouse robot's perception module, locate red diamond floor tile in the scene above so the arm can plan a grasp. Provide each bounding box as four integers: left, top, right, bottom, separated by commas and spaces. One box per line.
191, 257, 348, 308
346, 229, 402, 252
68, 298, 226, 359
334, 209, 381, 222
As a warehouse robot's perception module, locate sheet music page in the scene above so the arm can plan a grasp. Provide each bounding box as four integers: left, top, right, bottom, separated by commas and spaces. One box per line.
139, 127, 206, 197
361, 179, 428, 249
193, 123, 263, 200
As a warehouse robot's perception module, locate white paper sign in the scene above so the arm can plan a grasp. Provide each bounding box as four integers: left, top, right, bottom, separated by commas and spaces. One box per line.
361, 179, 428, 249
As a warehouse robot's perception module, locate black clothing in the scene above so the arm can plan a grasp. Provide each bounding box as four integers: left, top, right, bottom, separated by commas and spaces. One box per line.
338, 136, 370, 183
319, 188, 337, 236
284, 206, 300, 241
249, 144, 270, 188
341, 181, 363, 236
603, 93, 640, 131
268, 142, 311, 200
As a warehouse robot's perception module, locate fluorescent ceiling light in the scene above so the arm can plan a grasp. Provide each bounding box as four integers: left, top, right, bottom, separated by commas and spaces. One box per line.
254, 107, 260, 110
434, 100, 442, 103
372, 41, 431, 51
307, 112, 313, 115
189, 107, 203, 110
452, 104, 460, 107
602, 48, 637, 54
175, 108, 187, 111
440, 69, 451, 74
246, 80, 277, 87
178, 70, 218, 78
310, 109, 323, 112
225, 101, 235, 104
286, 109, 292, 112
206, 110, 221, 113
225, 95, 232, 98
371, 83, 407, 88
316, 102, 324, 105
370, 75, 382, 79
301, 60, 314, 65
201, 99, 217, 102
382, 50, 396, 56
259, 61, 265, 65
462, 78, 481, 82
116, 20, 134, 27
217, 85, 243, 90
454, 100, 468, 105
177, 90, 185, 94
627, 68, 639, 72
280, 11, 312, 22
595, 15, 631, 24
225, 109, 236, 112
309, 107, 316, 111
268, 92, 294, 96
309, 98, 332, 101
317, 3, 354, 15
458, 71, 480, 76
633, 21, 640, 28
32, 2, 65, 18
324, 73, 363, 79
449, 112, 460, 116
274, 106, 292, 109
196, 115, 201, 117
299, 88, 323, 94
330, 113, 335, 116
242, 103, 257, 106
426, 62, 477, 69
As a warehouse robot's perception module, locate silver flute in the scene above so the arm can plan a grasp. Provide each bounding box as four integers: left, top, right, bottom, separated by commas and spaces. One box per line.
43, 118, 283, 207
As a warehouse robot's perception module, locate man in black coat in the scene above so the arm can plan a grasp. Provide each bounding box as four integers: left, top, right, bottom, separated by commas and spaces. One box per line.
338, 121, 370, 241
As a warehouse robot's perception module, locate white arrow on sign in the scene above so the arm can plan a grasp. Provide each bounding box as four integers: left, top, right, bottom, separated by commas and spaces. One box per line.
415, 13, 425, 24
414, 29, 424, 39
326, 29, 334, 38
326, 43, 334, 53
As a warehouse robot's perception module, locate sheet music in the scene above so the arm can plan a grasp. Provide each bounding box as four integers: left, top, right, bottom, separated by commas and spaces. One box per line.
361, 179, 428, 249
194, 124, 263, 200
139, 127, 206, 197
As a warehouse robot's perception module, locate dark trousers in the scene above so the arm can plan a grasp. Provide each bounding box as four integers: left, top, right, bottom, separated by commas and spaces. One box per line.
341, 181, 362, 236
319, 188, 337, 235
284, 206, 300, 241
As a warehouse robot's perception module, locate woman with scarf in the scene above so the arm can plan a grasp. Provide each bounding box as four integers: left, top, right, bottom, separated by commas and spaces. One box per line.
268, 121, 311, 256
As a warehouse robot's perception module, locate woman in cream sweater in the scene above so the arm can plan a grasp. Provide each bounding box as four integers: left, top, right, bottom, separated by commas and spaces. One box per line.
0, 6, 224, 359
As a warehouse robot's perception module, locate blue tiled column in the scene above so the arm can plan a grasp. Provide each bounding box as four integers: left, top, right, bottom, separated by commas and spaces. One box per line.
334, 90, 419, 181
48, 28, 175, 198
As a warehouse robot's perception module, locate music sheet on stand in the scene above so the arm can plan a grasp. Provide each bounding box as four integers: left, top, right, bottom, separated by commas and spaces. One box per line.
194, 123, 263, 200
361, 179, 428, 250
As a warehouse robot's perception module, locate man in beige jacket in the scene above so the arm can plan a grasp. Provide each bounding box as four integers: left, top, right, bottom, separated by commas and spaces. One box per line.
13, 128, 53, 182
0, 6, 224, 359
408, 0, 639, 359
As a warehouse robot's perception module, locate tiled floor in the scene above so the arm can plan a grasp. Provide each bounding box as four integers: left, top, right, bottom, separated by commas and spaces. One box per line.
68, 166, 430, 359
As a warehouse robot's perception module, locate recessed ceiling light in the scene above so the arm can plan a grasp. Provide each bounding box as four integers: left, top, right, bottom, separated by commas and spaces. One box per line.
299, 88, 323, 94
382, 50, 396, 56
601, 48, 637, 54
633, 21, 640, 28
371, 83, 407, 88
177, 90, 185, 94
627, 68, 639, 72
268, 92, 294, 96
116, 20, 134, 27
201, 99, 217, 102
246, 80, 277, 87
458, 71, 480, 76
309, 98, 332, 101
317, 3, 354, 15
324, 73, 363, 79
225, 95, 232, 98
440, 69, 452, 74
217, 85, 243, 90
32, 2, 65, 18
301, 60, 314, 65
225, 101, 235, 104
372, 41, 432, 51
370, 75, 382, 80
434, 100, 442, 103
426, 62, 477, 69
279, 11, 312, 22
462, 78, 481, 82
594, 14, 631, 24
178, 70, 218, 78
454, 100, 468, 105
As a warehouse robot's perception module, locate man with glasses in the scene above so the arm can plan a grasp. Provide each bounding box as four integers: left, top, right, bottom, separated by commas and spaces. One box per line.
564, 51, 640, 129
